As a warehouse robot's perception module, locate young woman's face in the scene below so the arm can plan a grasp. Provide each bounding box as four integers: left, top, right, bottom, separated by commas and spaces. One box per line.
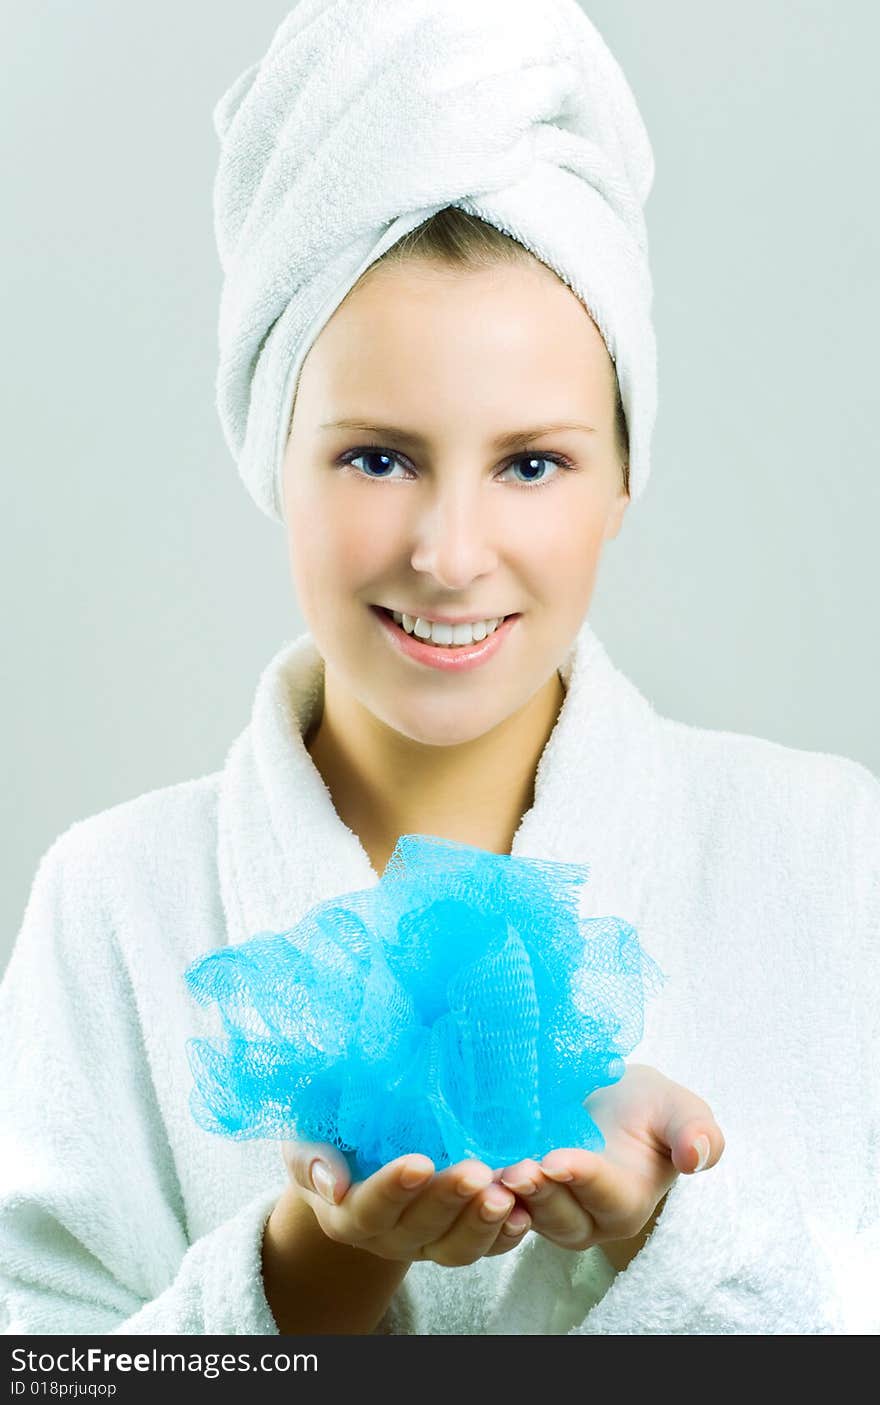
282, 257, 629, 748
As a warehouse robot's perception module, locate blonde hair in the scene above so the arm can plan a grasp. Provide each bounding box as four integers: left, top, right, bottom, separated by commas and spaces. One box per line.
362, 205, 630, 494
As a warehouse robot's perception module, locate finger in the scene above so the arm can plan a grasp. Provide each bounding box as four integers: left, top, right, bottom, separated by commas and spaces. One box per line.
499, 1157, 572, 1217
540, 1148, 647, 1238
499, 1158, 593, 1250
660, 1093, 726, 1175
396, 1158, 496, 1247
418, 1181, 519, 1267
332, 1154, 438, 1240
484, 1200, 533, 1256
281, 1140, 355, 1206
670, 1123, 725, 1175
497, 1158, 545, 1197
540, 1146, 613, 1197
484, 1219, 532, 1255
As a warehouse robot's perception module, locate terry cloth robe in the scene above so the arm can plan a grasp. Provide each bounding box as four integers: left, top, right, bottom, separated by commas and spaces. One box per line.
1, 616, 878, 1335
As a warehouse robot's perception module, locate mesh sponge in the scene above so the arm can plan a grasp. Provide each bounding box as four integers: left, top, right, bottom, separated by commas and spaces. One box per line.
184, 835, 664, 1178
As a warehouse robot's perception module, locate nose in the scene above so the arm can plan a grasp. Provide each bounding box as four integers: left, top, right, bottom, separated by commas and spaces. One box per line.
408, 480, 499, 589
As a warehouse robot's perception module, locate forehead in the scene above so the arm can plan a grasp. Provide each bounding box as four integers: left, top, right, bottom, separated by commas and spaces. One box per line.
303, 260, 614, 420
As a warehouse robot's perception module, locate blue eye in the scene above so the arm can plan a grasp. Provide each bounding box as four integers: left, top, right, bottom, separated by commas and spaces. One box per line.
342, 449, 406, 480
502, 454, 570, 487
338, 448, 575, 488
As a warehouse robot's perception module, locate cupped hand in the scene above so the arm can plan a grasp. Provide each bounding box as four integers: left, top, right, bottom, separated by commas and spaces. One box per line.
280, 1140, 533, 1267
494, 1062, 725, 1257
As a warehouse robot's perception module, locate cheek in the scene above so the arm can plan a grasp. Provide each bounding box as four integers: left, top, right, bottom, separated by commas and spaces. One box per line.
527, 504, 606, 575
564, 513, 606, 563
526, 506, 608, 622
287, 486, 398, 604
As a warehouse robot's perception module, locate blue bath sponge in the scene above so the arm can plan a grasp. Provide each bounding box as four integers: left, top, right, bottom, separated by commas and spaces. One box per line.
184, 834, 664, 1178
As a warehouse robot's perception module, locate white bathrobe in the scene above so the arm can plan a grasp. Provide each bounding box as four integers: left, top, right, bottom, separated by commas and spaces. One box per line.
2, 616, 878, 1335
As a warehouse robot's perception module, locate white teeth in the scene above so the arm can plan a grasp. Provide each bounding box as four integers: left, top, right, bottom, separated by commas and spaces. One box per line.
390, 610, 504, 647
413, 616, 434, 642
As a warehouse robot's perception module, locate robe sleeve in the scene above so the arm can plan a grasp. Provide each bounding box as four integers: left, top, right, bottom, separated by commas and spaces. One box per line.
0, 831, 282, 1336
570, 756, 880, 1337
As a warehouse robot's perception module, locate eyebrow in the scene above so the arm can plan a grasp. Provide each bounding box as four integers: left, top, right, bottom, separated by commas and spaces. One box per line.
319, 418, 597, 450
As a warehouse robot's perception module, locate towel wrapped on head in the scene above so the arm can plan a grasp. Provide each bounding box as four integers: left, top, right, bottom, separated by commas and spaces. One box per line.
212, 0, 658, 525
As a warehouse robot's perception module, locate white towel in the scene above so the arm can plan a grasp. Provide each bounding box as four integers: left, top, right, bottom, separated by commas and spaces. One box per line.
212, 0, 658, 524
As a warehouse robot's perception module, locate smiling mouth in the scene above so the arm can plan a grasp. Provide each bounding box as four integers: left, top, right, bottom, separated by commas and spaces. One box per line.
372, 604, 518, 648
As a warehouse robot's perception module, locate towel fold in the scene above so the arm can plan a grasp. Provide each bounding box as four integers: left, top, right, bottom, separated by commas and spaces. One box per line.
212, 0, 658, 523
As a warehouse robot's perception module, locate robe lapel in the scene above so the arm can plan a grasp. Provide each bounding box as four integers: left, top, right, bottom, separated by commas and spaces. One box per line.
216, 614, 665, 950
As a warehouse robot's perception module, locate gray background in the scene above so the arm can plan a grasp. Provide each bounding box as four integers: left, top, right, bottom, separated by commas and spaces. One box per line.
3, 1, 878, 975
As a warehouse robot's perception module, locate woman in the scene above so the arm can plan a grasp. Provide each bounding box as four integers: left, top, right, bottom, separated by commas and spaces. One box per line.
261, 215, 728, 1332
2, 1, 877, 1335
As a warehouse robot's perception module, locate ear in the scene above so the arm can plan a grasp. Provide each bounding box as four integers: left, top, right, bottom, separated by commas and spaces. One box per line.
603, 488, 630, 542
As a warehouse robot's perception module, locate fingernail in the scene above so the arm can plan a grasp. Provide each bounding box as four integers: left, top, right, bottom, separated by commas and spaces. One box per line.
692, 1135, 710, 1173
310, 1158, 337, 1202
457, 1171, 492, 1196
399, 1161, 432, 1189
502, 1216, 530, 1237
481, 1191, 514, 1221
541, 1165, 573, 1183
500, 1175, 537, 1195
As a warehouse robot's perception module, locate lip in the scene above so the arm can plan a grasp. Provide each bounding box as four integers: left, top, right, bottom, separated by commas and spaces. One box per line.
383, 608, 510, 626
370, 605, 520, 673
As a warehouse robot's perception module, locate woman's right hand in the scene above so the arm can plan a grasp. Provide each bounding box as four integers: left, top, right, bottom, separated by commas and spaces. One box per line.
280, 1140, 531, 1266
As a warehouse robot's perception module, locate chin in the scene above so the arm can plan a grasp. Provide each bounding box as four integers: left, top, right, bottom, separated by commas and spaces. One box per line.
376, 701, 502, 749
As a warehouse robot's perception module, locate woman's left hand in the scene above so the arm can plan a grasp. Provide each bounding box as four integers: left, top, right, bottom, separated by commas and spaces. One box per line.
493, 1062, 725, 1266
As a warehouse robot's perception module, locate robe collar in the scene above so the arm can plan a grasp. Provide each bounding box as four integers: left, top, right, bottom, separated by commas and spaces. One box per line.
216, 614, 664, 949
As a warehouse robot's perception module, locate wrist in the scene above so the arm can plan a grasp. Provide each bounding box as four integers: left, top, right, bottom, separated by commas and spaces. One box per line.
599, 1191, 667, 1274
261, 1181, 412, 1334
265, 1180, 320, 1246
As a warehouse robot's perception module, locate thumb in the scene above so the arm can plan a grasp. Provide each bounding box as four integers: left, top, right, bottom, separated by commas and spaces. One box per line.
661, 1094, 726, 1177
280, 1139, 353, 1205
